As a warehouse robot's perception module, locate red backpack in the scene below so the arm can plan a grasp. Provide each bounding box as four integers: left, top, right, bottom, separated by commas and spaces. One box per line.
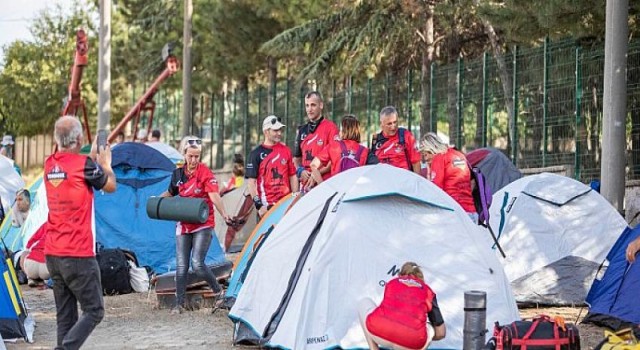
338, 141, 365, 173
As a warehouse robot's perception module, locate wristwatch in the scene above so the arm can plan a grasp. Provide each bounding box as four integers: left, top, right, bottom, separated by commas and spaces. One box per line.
253, 195, 263, 210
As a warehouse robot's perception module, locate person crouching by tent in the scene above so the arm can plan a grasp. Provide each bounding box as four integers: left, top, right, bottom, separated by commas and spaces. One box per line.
159, 135, 232, 314
308, 115, 371, 186
359, 262, 446, 350
19, 223, 50, 287
419, 133, 477, 223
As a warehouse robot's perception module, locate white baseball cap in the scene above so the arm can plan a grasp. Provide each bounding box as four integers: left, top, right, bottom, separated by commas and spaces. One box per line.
262, 115, 286, 131
1, 135, 14, 146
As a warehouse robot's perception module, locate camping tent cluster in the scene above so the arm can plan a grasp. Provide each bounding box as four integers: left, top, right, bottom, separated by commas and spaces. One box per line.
0, 143, 226, 274
3, 143, 640, 348
226, 159, 640, 348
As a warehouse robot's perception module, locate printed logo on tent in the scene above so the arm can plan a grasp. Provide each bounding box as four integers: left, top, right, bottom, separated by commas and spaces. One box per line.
46, 164, 67, 187
379, 264, 401, 286
306, 334, 329, 345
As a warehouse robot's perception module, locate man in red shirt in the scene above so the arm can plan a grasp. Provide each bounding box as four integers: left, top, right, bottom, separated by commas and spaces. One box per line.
247, 115, 299, 217
44, 116, 116, 350
371, 106, 421, 172
293, 91, 339, 189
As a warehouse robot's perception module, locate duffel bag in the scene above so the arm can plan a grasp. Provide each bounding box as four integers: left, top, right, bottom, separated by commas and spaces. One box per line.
493, 314, 580, 350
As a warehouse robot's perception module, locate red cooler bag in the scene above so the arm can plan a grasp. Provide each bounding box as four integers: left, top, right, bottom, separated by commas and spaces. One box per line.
493, 315, 580, 350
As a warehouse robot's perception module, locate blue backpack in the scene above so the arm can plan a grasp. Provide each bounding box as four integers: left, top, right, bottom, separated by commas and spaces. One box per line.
338, 141, 365, 173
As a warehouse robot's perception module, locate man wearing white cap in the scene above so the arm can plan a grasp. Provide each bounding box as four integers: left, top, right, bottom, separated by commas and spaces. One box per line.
246, 115, 299, 217
1, 135, 14, 158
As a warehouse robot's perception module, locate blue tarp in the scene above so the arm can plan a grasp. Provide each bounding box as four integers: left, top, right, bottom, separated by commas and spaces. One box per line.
585, 226, 640, 327
95, 143, 226, 274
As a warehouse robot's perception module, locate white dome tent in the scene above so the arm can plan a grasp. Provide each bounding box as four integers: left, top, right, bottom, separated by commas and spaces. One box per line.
230, 164, 519, 350
488, 172, 627, 305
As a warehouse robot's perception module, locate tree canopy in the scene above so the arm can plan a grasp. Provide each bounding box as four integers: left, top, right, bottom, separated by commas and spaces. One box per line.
0, 0, 637, 137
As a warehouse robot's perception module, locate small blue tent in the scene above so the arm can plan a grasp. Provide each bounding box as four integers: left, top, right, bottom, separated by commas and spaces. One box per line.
95, 143, 226, 274
584, 226, 640, 329
0, 248, 27, 340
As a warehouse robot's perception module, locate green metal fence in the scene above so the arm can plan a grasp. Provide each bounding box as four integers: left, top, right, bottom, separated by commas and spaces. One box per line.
150, 37, 640, 183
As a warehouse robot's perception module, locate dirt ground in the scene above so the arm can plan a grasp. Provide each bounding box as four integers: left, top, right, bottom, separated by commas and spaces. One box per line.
4, 286, 607, 350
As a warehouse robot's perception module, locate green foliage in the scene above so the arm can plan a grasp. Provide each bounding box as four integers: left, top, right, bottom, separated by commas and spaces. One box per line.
0, 2, 98, 136
477, 0, 609, 45
262, 1, 423, 80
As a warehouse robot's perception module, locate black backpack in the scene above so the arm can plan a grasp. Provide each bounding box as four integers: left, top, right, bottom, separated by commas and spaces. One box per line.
96, 248, 134, 295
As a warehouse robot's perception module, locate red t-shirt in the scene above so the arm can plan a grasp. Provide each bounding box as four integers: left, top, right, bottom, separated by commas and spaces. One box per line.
246, 142, 296, 207
315, 139, 369, 177
26, 223, 47, 263
429, 148, 476, 213
44, 152, 108, 257
366, 276, 435, 350
294, 118, 339, 180
372, 129, 421, 170
168, 163, 220, 234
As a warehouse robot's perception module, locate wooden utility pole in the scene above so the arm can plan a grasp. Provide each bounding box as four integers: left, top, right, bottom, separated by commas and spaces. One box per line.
601, 0, 628, 212
181, 0, 193, 137
98, 0, 111, 130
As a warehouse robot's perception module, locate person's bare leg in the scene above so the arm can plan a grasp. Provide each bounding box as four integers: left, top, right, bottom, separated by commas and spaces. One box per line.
357, 298, 380, 350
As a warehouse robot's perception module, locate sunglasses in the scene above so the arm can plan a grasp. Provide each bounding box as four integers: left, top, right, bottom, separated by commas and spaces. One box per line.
268, 116, 282, 125
186, 139, 202, 146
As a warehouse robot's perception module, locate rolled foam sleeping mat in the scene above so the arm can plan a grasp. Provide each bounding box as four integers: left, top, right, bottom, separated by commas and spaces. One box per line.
146, 196, 209, 223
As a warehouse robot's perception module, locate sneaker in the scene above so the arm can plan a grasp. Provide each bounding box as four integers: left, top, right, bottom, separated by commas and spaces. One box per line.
27, 279, 38, 287
170, 305, 184, 315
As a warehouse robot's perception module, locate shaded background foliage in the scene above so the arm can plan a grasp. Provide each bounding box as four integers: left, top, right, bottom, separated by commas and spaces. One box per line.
1, 0, 639, 173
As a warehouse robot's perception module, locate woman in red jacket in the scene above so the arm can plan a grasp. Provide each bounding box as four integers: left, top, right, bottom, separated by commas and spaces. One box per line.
420, 132, 477, 222
308, 115, 369, 186
360, 262, 446, 350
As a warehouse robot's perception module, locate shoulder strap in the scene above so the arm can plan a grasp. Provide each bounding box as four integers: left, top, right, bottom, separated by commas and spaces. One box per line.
339, 140, 348, 156
371, 132, 381, 150
354, 145, 365, 159
398, 128, 412, 171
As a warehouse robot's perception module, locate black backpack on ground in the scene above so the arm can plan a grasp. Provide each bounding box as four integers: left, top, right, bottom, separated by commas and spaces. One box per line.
96, 248, 134, 295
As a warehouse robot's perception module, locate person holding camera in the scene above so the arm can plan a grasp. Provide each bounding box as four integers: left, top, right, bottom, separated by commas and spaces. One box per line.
44, 116, 116, 350
246, 115, 298, 218
159, 135, 231, 314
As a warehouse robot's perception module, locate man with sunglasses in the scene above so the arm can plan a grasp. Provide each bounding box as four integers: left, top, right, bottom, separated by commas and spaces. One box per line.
246, 115, 299, 217
293, 91, 339, 190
